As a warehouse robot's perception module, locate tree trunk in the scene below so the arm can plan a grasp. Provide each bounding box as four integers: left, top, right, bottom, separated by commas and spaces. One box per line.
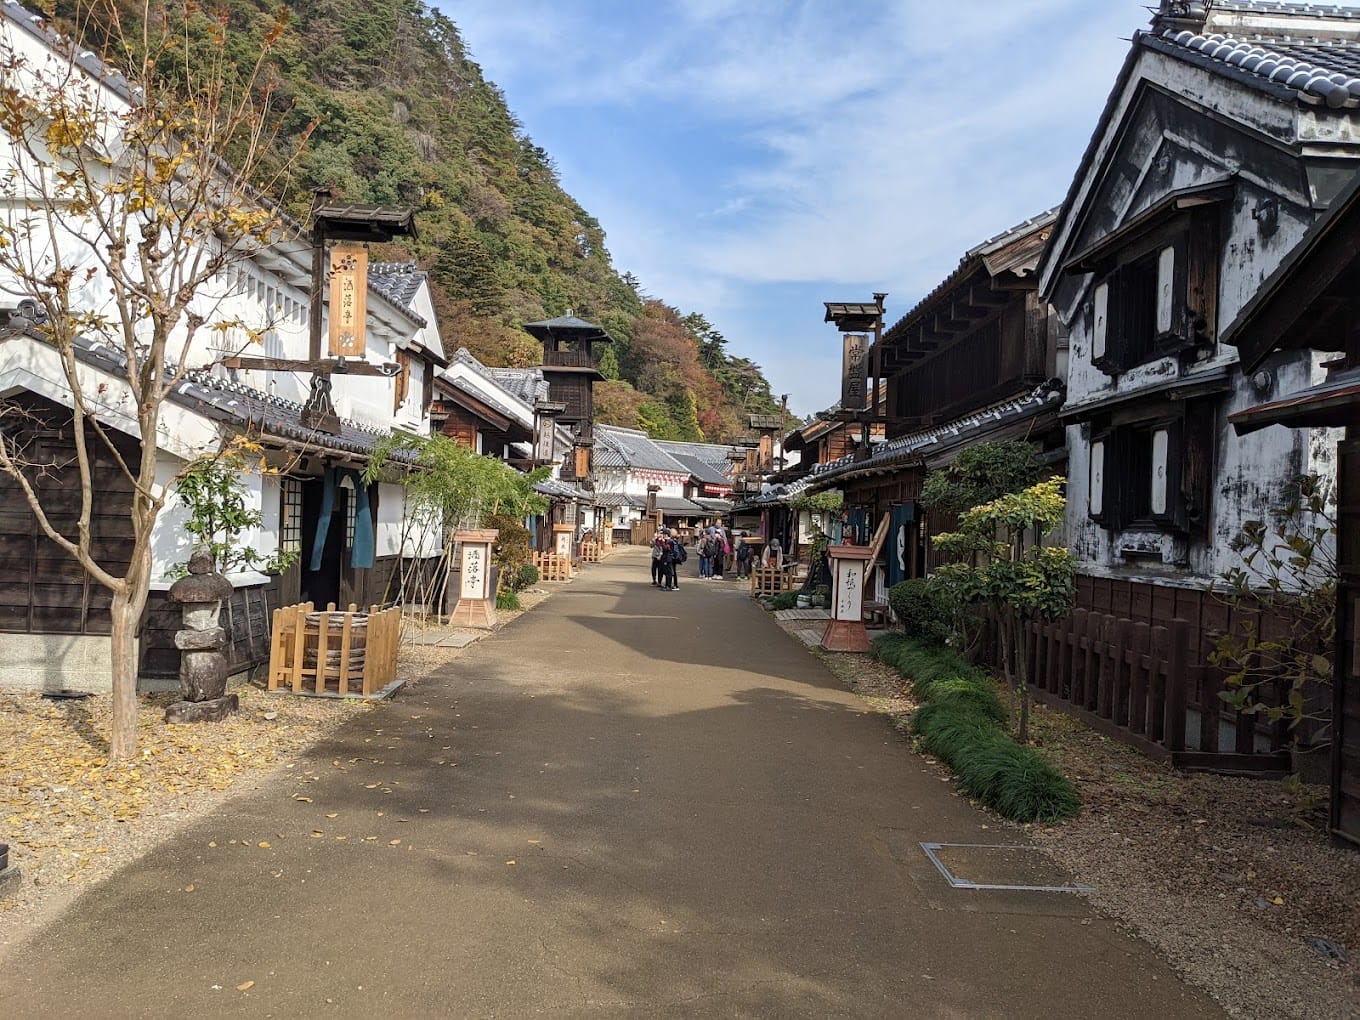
1017, 616, 1031, 745
108, 586, 144, 761
108, 537, 152, 762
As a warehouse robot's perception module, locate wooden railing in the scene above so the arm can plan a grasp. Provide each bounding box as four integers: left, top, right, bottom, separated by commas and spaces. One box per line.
751, 563, 802, 598
580, 539, 609, 563
534, 551, 571, 582
983, 608, 1292, 774
267, 602, 400, 699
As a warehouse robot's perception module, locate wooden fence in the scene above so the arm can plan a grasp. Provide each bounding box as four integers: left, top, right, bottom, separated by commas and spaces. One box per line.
982, 609, 1292, 774
267, 602, 400, 699
580, 539, 608, 563
534, 551, 571, 582
750, 564, 799, 598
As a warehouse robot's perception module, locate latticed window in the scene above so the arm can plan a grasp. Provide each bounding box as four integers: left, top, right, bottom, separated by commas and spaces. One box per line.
345, 486, 357, 551
280, 477, 303, 553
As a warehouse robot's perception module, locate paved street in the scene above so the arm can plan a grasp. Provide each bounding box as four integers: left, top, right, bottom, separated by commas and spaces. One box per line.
0, 549, 1218, 1018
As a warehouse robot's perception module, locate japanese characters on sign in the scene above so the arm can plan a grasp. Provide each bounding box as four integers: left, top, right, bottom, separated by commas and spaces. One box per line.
841, 333, 869, 411
835, 559, 864, 621
461, 544, 486, 600
328, 242, 368, 357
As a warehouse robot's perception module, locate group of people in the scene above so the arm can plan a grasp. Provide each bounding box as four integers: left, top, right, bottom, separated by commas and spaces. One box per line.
649, 524, 760, 590
649, 528, 687, 590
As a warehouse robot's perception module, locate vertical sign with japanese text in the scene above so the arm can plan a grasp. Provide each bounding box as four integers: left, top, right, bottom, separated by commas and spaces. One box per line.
328, 242, 368, 357
841, 333, 868, 411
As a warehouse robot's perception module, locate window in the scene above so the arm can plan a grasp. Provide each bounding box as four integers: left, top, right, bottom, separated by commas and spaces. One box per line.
393, 349, 411, 413
1089, 207, 1219, 375
280, 477, 303, 554
1089, 419, 1191, 533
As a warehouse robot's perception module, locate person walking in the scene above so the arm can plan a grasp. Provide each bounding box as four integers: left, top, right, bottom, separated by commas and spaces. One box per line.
712, 527, 729, 580
650, 532, 664, 587
735, 531, 754, 580
697, 530, 713, 580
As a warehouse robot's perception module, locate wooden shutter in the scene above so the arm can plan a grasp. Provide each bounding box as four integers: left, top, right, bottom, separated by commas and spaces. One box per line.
1092, 280, 1111, 368
1088, 437, 1106, 521
1150, 419, 1187, 532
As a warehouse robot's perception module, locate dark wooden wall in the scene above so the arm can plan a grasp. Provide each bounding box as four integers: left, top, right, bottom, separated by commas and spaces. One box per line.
0, 407, 137, 636
140, 583, 278, 680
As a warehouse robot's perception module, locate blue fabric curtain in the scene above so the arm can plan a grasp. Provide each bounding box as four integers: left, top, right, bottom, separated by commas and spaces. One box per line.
346, 470, 375, 570
309, 469, 337, 572
886, 503, 916, 588
308, 468, 376, 571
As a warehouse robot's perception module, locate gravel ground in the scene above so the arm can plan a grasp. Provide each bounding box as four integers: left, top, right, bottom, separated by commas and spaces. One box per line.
804, 626, 1360, 1020
0, 579, 563, 959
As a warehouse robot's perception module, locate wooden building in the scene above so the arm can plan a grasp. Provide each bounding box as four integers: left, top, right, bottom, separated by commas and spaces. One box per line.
0, 5, 447, 689
1031, 0, 1360, 769
802, 210, 1067, 592
1222, 170, 1360, 847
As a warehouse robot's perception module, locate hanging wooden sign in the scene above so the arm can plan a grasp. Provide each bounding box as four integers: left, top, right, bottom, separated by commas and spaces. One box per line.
328, 242, 368, 357
841, 333, 869, 411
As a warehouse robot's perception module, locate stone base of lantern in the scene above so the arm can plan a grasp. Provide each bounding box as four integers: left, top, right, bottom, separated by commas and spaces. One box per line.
820, 620, 870, 654
449, 597, 496, 629
165, 693, 240, 725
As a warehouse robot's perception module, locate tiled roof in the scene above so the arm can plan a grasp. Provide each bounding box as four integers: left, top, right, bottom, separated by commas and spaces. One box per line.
1153, 28, 1360, 107
805, 385, 1065, 488
533, 478, 593, 502
39, 330, 417, 460
484, 365, 548, 405
655, 495, 706, 514
368, 261, 425, 310
665, 451, 732, 486
883, 208, 1057, 347
693, 497, 733, 513
594, 425, 690, 474
653, 438, 741, 471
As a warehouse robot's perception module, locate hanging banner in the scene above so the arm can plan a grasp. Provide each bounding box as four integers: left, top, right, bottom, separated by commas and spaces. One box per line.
841, 333, 868, 411
328, 242, 368, 357
535, 419, 557, 463
886, 503, 915, 588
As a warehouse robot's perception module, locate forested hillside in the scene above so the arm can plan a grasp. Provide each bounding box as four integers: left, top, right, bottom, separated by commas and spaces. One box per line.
67, 0, 785, 442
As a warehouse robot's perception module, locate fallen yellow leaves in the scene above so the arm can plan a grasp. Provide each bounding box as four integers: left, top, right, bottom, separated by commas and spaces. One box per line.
0, 685, 368, 901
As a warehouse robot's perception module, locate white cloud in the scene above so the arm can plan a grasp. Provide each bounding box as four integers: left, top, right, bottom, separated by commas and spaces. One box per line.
439, 0, 1152, 411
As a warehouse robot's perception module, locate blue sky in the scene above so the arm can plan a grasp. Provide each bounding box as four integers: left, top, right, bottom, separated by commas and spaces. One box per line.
437, 1, 1150, 417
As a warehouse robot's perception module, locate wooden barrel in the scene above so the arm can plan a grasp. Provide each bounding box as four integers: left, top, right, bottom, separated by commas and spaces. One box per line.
304, 612, 368, 693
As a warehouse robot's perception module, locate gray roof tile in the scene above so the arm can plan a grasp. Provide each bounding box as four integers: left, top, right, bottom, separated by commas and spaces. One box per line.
1154, 28, 1360, 107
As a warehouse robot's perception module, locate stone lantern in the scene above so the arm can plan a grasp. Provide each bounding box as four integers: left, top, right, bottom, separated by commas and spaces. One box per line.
164, 549, 238, 723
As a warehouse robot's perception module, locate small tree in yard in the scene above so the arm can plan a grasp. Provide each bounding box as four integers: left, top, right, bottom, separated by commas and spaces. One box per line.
1209, 474, 1336, 748
367, 433, 548, 614
933, 478, 1075, 743
0, 3, 302, 759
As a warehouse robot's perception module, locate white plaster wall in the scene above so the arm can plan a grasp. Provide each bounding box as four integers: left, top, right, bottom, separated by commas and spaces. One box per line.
1049, 44, 1354, 589
0, 632, 121, 692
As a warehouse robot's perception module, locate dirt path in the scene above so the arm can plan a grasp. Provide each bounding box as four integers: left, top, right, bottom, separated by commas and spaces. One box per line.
0, 549, 1217, 1017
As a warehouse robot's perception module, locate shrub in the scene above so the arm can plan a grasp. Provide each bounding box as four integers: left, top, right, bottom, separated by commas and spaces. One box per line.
878, 633, 1078, 824
913, 703, 996, 764
496, 590, 522, 611
990, 750, 1081, 823
513, 563, 540, 591
870, 634, 984, 694
486, 513, 532, 591
888, 577, 954, 644
771, 591, 800, 611
926, 677, 1007, 724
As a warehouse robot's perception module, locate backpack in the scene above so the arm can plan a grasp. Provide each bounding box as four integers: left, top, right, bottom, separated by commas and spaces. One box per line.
674, 541, 688, 563
700, 537, 714, 558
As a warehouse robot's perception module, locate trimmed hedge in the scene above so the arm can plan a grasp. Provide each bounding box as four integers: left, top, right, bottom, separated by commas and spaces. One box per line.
872, 633, 1079, 824
887, 577, 953, 644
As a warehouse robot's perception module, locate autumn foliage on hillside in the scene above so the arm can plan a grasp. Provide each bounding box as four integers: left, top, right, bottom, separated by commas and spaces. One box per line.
55, 0, 785, 442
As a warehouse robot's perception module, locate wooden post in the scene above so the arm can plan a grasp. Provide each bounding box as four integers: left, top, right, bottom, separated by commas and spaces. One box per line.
1164, 618, 1190, 753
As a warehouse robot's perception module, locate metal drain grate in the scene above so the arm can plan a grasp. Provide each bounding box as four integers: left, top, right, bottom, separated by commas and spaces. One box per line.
920, 842, 1093, 893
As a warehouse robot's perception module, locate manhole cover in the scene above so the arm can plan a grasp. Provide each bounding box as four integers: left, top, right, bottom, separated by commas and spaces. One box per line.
920, 842, 1092, 893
